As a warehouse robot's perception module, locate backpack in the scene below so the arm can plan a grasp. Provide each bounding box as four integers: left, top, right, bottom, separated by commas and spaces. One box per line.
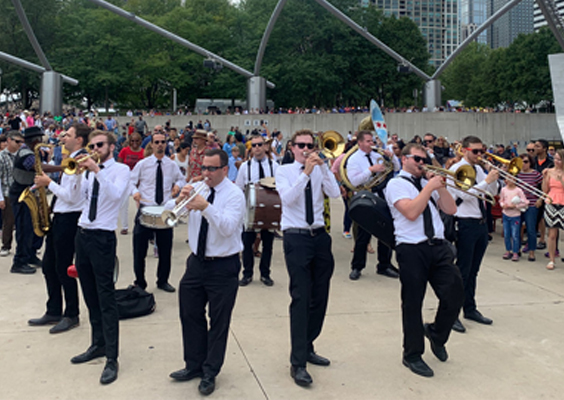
115, 285, 156, 319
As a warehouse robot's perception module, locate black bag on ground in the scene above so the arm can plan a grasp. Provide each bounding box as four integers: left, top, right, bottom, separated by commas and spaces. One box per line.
349, 190, 396, 249
115, 285, 156, 320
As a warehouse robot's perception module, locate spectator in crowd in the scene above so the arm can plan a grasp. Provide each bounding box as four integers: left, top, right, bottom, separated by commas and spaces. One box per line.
135, 116, 148, 136
541, 149, 564, 270
534, 140, 554, 251
271, 130, 283, 163
222, 134, 236, 158
117, 133, 144, 235
517, 152, 543, 261
500, 176, 528, 261
187, 130, 208, 181
0, 131, 23, 257
174, 142, 190, 176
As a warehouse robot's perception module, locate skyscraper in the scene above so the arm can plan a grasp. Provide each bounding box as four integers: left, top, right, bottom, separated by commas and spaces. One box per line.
488, 0, 534, 48
459, 0, 489, 43
534, 0, 564, 30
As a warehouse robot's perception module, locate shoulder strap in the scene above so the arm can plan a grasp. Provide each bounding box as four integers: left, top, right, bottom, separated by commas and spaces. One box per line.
268, 158, 273, 176
400, 176, 438, 209
247, 159, 251, 183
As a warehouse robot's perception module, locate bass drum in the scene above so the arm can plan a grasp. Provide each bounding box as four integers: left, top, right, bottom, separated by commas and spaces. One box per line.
245, 182, 282, 231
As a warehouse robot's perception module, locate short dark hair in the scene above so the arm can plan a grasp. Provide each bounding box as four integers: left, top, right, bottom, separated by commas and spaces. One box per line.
401, 143, 425, 156
7, 130, 23, 140
536, 139, 549, 150
204, 149, 228, 167
250, 134, 264, 142
424, 133, 436, 140
520, 152, 534, 165
152, 132, 166, 142
357, 130, 373, 142
71, 123, 92, 146
461, 135, 482, 148
0, 136, 7, 144
89, 130, 116, 146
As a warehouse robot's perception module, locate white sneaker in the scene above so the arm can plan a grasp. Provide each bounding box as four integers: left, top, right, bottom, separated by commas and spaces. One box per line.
0, 249, 10, 257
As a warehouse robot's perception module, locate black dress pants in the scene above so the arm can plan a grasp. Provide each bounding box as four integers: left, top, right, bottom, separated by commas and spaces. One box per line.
133, 210, 173, 289
75, 228, 119, 360
351, 224, 393, 272
283, 231, 334, 367
42, 212, 81, 318
456, 219, 489, 315
11, 199, 43, 267
179, 254, 240, 377
396, 241, 464, 361
242, 229, 274, 279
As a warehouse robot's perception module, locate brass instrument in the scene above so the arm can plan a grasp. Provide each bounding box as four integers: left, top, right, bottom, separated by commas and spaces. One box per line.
161, 178, 209, 227
61, 151, 101, 175
317, 130, 346, 159
422, 164, 496, 205
18, 144, 53, 237
340, 145, 394, 191
483, 152, 523, 176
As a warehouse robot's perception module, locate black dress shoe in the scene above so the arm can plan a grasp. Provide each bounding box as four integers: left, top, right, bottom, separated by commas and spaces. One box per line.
198, 375, 215, 396
157, 282, 176, 293
424, 323, 448, 362
307, 352, 330, 366
28, 314, 62, 326
11, 264, 36, 274
30, 256, 43, 267
260, 276, 274, 286
452, 318, 466, 333
377, 267, 399, 279
290, 366, 312, 387
402, 357, 434, 377
239, 276, 252, 286
49, 317, 79, 334
464, 310, 493, 325
169, 368, 203, 381
349, 269, 361, 280
100, 359, 119, 385
71, 345, 106, 364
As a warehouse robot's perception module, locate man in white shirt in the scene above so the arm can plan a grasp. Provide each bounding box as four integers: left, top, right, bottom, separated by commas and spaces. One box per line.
276, 129, 340, 387
28, 123, 90, 334
386, 143, 463, 378
235, 135, 278, 287
169, 149, 245, 396
448, 136, 499, 333
130, 133, 184, 293
347, 131, 400, 280
70, 130, 130, 385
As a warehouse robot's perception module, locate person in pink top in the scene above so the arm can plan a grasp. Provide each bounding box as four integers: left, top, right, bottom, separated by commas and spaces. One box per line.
542, 149, 564, 270
500, 176, 528, 261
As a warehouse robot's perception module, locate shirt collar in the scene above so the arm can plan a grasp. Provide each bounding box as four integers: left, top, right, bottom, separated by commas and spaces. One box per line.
211, 177, 229, 193
100, 157, 116, 169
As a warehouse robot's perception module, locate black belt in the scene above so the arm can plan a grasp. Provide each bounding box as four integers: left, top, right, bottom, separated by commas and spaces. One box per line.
192, 253, 239, 262
457, 217, 486, 225
398, 238, 448, 247
283, 227, 326, 237
78, 227, 113, 234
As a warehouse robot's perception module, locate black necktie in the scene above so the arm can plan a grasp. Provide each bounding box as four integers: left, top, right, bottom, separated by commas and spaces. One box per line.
302, 166, 314, 225
156, 160, 163, 205
473, 166, 487, 220
197, 187, 215, 261
412, 177, 435, 240
366, 153, 374, 166
258, 159, 265, 179
88, 165, 105, 222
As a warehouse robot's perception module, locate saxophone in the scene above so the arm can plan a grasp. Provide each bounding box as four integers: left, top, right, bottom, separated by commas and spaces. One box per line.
18, 143, 53, 237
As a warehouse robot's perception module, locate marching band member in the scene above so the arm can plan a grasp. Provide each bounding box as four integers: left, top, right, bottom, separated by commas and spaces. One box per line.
348, 130, 400, 280
386, 143, 463, 377
235, 134, 278, 287
28, 123, 90, 333
449, 136, 499, 333
275, 129, 340, 387
169, 149, 245, 396
130, 132, 185, 292
71, 130, 130, 385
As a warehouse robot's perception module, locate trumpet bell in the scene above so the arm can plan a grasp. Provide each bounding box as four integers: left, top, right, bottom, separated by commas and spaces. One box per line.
161, 210, 178, 227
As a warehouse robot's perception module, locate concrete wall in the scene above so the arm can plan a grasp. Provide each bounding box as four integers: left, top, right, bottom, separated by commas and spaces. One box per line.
117, 112, 562, 145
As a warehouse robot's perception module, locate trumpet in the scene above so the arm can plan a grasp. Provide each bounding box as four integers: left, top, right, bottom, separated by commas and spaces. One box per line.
422, 164, 496, 205
161, 178, 209, 227
61, 152, 101, 175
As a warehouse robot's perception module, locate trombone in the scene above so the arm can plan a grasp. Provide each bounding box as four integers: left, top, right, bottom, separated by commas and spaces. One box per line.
422, 164, 496, 205
161, 178, 209, 227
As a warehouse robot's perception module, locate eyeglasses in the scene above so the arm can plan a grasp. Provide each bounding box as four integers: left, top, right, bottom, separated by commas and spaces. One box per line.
424, 140, 434, 144
153, 140, 166, 145
406, 154, 426, 163
522, 160, 530, 164
201, 165, 225, 172
527, 149, 535, 152
251, 143, 263, 148
88, 141, 107, 150
466, 148, 485, 155
294, 142, 315, 150
13, 139, 23, 144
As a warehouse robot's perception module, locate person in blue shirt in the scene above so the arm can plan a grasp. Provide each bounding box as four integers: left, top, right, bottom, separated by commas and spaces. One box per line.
227, 146, 241, 182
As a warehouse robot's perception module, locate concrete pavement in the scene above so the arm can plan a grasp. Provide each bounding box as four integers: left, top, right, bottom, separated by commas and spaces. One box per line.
1, 197, 564, 400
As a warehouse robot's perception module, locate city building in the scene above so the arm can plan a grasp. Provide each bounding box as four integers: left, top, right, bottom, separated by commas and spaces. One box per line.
459, 0, 489, 43
489, 0, 534, 48
534, 0, 564, 30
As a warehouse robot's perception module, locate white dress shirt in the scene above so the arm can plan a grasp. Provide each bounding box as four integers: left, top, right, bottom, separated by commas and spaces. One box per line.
275, 161, 340, 231
346, 148, 400, 189
448, 158, 498, 219
235, 157, 278, 191
48, 149, 86, 214
169, 178, 245, 257
130, 155, 185, 206
78, 158, 130, 231
386, 170, 444, 245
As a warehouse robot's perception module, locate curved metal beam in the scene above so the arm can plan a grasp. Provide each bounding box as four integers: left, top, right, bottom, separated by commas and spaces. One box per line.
0, 51, 78, 85
432, 0, 524, 80
313, 0, 432, 81
10, 0, 52, 70
254, 0, 289, 76
536, 0, 564, 51
88, 0, 276, 89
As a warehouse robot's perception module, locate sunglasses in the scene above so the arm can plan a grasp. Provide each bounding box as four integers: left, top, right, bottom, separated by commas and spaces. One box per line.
153, 140, 166, 145
251, 143, 263, 148
424, 140, 434, 144
406, 154, 426, 163
527, 149, 535, 152
13, 139, 23, 144
201, 165, 225, 172
466, 148, 485, 155
294, 142, 315, 150
88, 141, 107, 150
522, 160, 530, 164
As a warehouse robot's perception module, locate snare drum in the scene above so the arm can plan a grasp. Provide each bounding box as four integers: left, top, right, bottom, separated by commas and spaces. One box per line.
139, 206, 169, 229
245, 182, 282, 231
